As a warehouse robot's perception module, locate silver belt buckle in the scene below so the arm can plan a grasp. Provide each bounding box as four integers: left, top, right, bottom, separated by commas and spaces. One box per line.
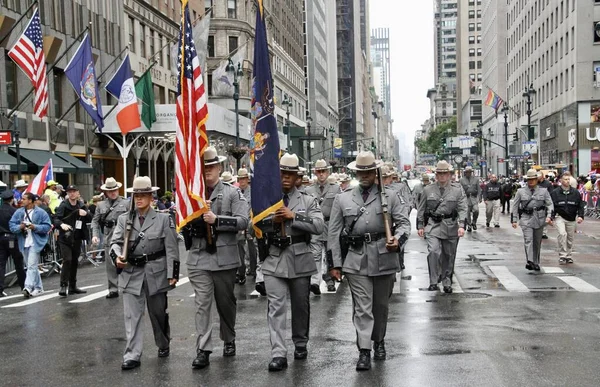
364, 233, 372, 243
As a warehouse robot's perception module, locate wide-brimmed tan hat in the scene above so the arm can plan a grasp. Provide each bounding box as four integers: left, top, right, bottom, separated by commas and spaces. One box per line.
204, 146, 227, 166
312, 159, 331, 171
280, 153, 300, 172
525, 169, 539, 180
338, 173, 351, 182
221, 171, 234, 183
347, 151, 383, 171
327, 174, 337, 184
421, 173, 431, 181
435, 160, 452, 173
126, 176, 159, 193
302, 175, 310, 183
464, 166, 474, 172
237, 168, 249, 179
380, 165, 394, 177
298, 167, 307, 177
14, 179, 29, 188
100, 177, 122, 191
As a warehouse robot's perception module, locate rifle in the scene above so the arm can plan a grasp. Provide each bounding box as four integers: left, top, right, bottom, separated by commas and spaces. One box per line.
376, 167, 394, 245
111, 193, 135, 274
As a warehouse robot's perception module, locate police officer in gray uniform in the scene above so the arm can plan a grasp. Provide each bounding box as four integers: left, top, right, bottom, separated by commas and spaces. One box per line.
305, 159, 338, 293
328, 151, 410, 371
256, 153, 324, 371
186, 147, 249, 369
91, 177, 129, 298
511, 169, 554, 271
110, 176, 179, 370
417, 161, 468, 293
459, 166, 481, 232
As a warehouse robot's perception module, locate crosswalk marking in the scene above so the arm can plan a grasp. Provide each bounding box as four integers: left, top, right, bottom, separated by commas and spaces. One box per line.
556, 276, 600, 293
489, 266, 529, 292
0, 290, 55, 302
542, 267, 564, 274
69, 290, 109, 303
2, 285, 102, 308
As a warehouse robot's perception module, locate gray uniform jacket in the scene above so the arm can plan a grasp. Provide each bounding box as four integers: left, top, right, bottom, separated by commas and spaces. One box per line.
237, 186, 252, 240
110, 208, 179, 296
260, 187, 324, 278
387, 183, 411, 217
417, 182, 468, 239
328, 185, 411, 276
511, 186, 554, 229
91, 196, 129, 243
186, 181, 249, 271
459, 176, 481, 206
305, 182, 338, 242
391, 181, 413, 209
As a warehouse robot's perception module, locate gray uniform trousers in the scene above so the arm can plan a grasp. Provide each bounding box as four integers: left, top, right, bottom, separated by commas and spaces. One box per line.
426, 235, 459, 287
522, 226, 544, 264
346, 273, 395, 350
123, 278, 170, 361
466, 200, 479, 226
309, 241, 325, 286
104, 240, 118, 292
188, 267, 237, 352
264, 274, 311, 357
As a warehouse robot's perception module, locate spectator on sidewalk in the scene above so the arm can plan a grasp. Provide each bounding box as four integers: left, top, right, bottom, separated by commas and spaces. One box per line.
0, 190, 26, 296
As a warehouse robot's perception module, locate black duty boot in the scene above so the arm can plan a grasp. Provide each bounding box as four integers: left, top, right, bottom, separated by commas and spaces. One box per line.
69, 283, 87, 294
58, 284, 68, 297
192, 350, 210, 369
472, 224, 478, 230
223, 340, 236, 357
356, 349, 371, 371
373, 341, 386, 360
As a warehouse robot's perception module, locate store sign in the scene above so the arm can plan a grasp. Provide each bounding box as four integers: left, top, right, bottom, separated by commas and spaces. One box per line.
0, 131, 11, 145
0, 165, 10, 171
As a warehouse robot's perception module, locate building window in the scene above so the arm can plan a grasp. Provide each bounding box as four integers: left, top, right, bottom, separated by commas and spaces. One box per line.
469, 36, 475, 44
469, 61, 475, 70
205, 0, 212, 14
477, 22, 481, 31
140, 23, 146, 58
229, 36, 238, 54
468, 10, 475, 18
149, 29, 155, 58
228, 0, 237, 18
477, 60, 482, 69
5, 59, 17, 109
208, 35, 215, 57
468, 23, 475, 32
469, 49, 475, 57
53, 68, 62, 116
129, 17, 135, 53
477, 48, 482, 56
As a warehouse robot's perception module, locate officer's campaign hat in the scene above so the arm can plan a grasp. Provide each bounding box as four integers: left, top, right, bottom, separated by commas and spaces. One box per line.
464, 166, 474, 172
338, 173, 351, 183
221, 171, 235, 183
204, 146, 227, 166
100, 177, 122, 191
126, 176, 159, 193
380, 165, 394, 177
298, 167, 307, 177
525, 169, 539, 180
421, 173, 431, 182
434, 160, 452, 173
237, 168, 250, 179
347, 151, 383, 171
280, 153, 300, 172
312, 159, 331, 171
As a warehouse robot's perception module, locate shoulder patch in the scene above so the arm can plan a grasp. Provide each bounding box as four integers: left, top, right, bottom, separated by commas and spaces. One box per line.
168, 216, 175, 229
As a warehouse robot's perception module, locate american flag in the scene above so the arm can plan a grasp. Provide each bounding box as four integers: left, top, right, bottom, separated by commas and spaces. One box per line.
175, 0, 210, 230
8, 9, 48, 119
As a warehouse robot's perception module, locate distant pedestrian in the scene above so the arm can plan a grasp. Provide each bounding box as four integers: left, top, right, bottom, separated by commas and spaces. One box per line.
550, 172, 584, 264
511, 169, 554, 271
0, 191, 26, 296
483, 174, 502, 227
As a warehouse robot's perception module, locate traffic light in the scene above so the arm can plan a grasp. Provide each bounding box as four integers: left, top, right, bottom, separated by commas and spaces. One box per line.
371, 140, 376, 152
513, 132, 518, 141
527, 125, 534, 141
442, 138, 447, 149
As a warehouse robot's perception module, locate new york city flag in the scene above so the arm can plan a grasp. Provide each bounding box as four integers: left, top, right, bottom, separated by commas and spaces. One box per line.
250, 0, 282, 236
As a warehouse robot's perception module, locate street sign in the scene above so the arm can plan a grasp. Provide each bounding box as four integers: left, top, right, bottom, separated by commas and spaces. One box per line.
0, 165, 10, 171
498, 158, 505, 163
333, 137, 342, 158
0, 131, 12, 145
458, 136, 474, 149
523, 151, 531, 158
510, 155, 526, 160
522, 141, 537, 153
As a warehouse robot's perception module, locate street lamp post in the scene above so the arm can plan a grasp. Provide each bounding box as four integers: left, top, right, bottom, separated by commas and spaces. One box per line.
282, 96, 292, 153
523, 84, 537, 166
226, 59, 244, 169
502, 103, 509, 176
306, 114, 313, 168
477, 121, 483, 176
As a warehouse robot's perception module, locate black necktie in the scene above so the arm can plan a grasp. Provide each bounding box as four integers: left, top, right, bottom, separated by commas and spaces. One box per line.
139, 215, 145, 226
531, 188, 535, 196
283, 194, 289, 207
362, 189, 369, 203
207, 187, 214, 198
320, 185, 324, 194
440, 187, 445, 196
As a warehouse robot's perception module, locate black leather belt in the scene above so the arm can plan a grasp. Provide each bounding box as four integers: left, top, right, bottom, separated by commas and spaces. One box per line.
268, 235, 309, 248
522, 206, 546, 215
105, 220, 115, 229
344, 232, 386, 243
430, 213, 455, 222
128, 249, 166, 266
324, 216, 330, 222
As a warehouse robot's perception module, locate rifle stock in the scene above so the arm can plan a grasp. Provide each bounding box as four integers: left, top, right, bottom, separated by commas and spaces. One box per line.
376, 167, 394, 243
121, 194, 135, 264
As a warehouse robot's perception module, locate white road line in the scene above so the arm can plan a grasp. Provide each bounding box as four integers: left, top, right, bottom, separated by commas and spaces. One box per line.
556, 276, 600, 293
452, 276, 464, 293
69, 289, 109, 303
249, 290, 262, 296
489, 266, 529, 292
176, 277, 189, 287
2, 285, 102, 308
0, 289, 55, 302
542, 267, 564, 274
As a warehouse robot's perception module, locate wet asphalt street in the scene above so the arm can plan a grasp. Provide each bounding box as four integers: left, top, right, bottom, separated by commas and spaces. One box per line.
2, 206, 600, 386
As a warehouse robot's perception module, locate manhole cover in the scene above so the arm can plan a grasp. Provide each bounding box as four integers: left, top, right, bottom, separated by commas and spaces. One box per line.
453, 292, 491, 299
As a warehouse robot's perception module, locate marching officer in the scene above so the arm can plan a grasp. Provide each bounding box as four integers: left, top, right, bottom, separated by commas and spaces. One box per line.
339, 173, 352, 192
91, 178, 129, 298
459, 166, 481, 232
256, 153, 324, 371
236, 168, 257, 279
54, 185, 92, 297
328, 151, 410, 371
185, 146, 249, 370
305, 159, 338, 293
511, 169, 554, 271
111, 176, 179, 370
417, 160, 468, 293
0, 190, 26, 296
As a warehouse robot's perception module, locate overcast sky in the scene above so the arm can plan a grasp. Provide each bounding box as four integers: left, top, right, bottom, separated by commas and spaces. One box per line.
370, 0, 434, 163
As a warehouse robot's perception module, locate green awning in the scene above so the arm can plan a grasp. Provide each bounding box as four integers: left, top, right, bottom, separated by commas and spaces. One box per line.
55, 152, 94, 173
10, 148, 77, 173
0, 152, 26, 172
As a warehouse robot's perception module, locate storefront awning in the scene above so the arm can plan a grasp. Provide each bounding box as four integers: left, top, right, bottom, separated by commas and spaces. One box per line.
0, 152, 26, 172
10, 148, 77, 174
54, 152, 94, 174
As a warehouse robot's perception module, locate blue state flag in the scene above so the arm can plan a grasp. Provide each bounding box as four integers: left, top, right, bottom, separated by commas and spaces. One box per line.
65, 33, 104, 129
250, 0, 282, 236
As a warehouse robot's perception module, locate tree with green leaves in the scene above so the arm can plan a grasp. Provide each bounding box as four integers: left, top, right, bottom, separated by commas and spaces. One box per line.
414, 117, 457, 157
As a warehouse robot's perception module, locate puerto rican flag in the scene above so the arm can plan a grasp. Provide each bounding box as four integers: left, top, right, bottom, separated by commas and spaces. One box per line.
26, 159, 53, 196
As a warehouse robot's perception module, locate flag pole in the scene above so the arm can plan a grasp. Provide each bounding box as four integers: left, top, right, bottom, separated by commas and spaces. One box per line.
7, 25, 91, 121
0, 0, 38, 47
